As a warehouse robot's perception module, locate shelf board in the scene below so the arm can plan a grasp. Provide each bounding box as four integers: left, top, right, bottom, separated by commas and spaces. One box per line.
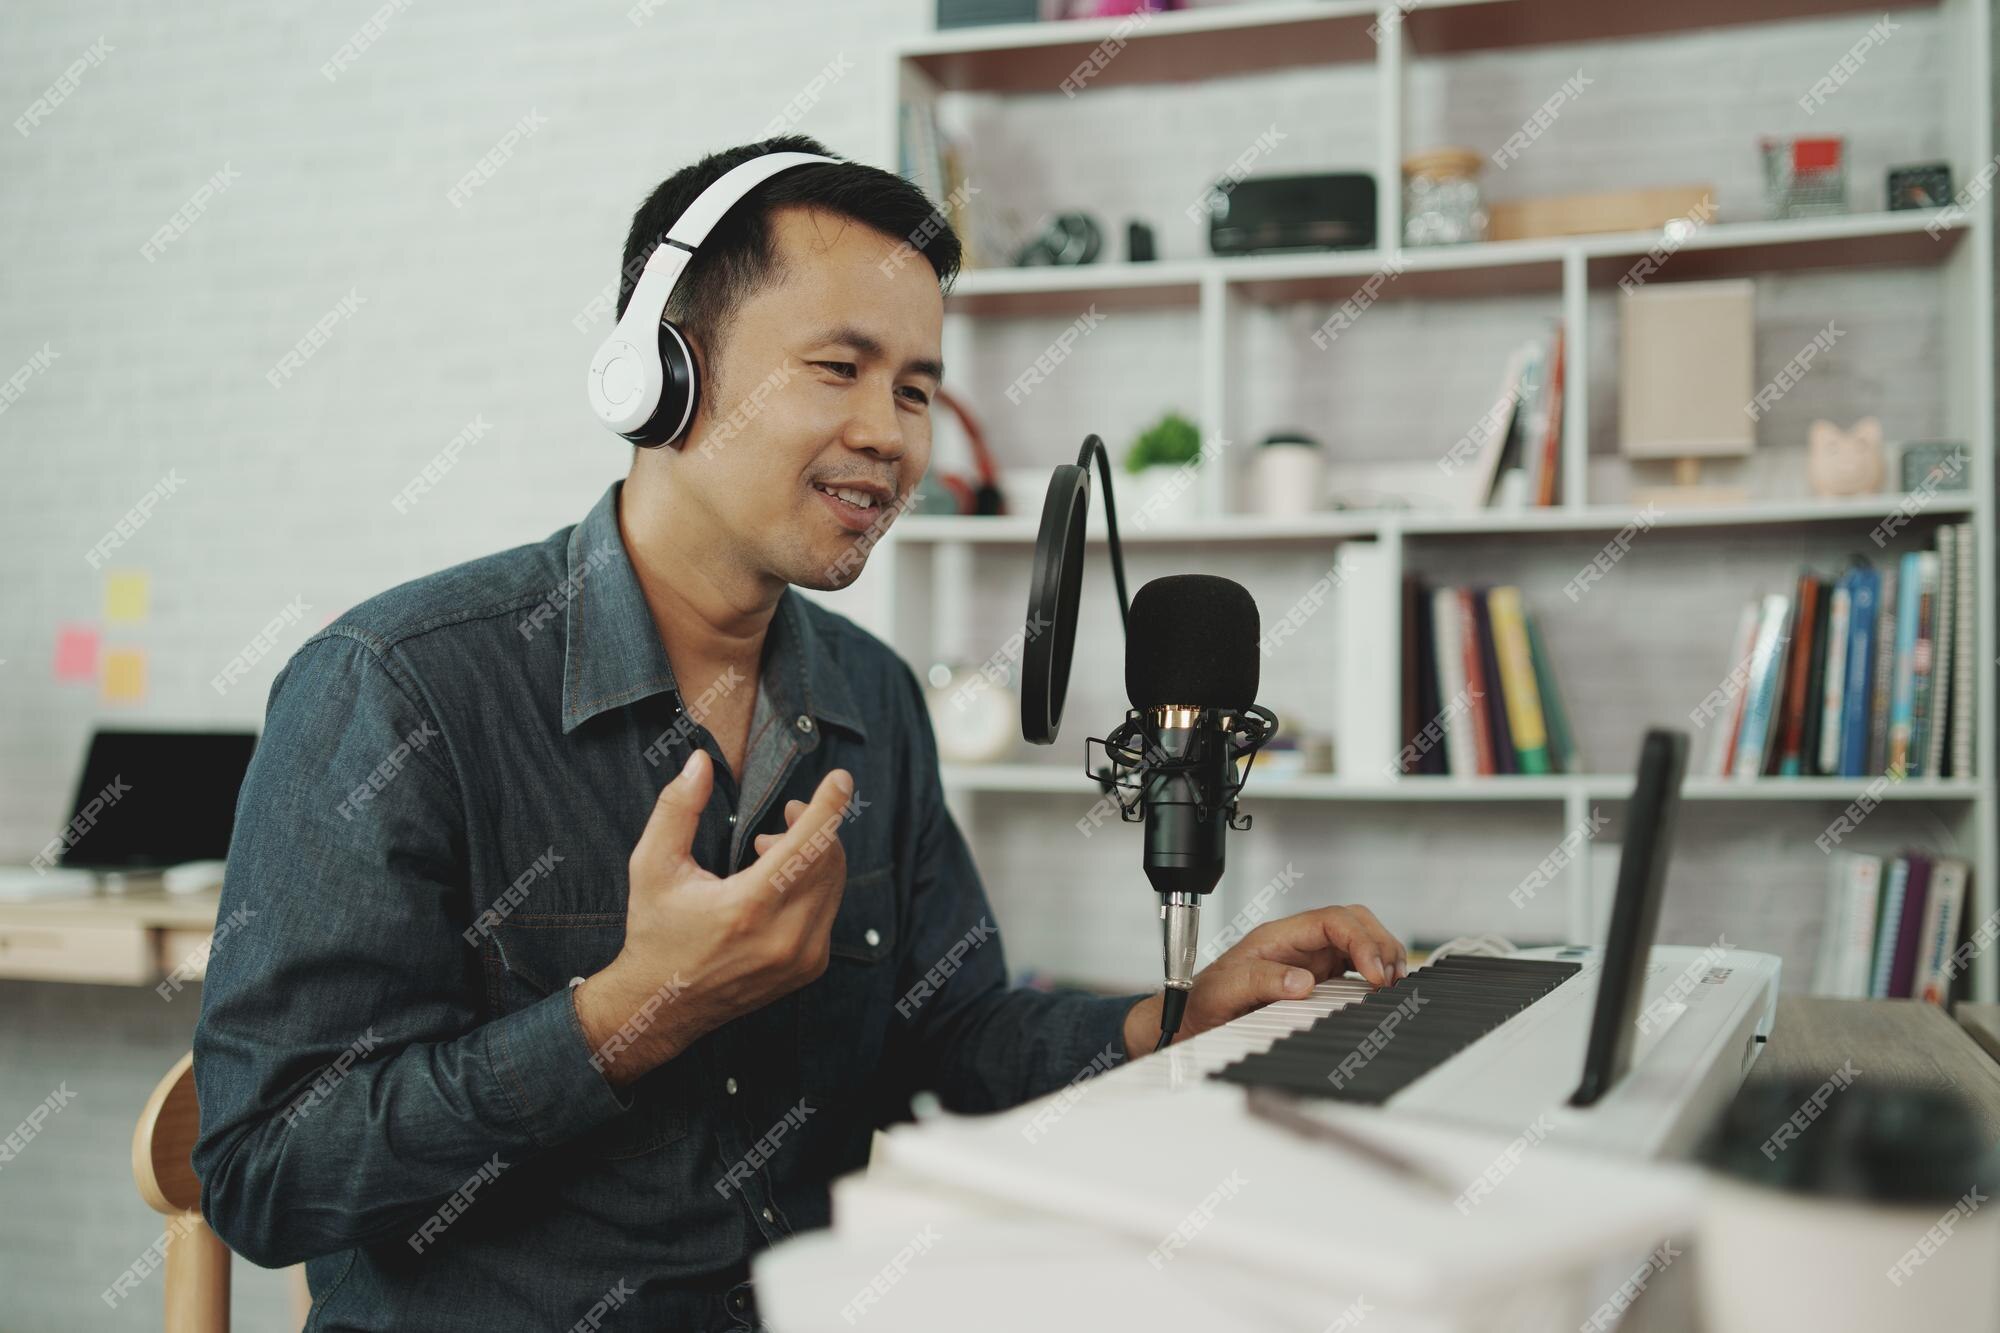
900, 0, 1936, 91
891, 494, 1974, 546
945, 211, 1965, 315
898, 1, 1384, 94
940, 764, 1983, 803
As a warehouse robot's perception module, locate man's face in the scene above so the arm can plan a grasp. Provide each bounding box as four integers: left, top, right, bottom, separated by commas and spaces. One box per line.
676, 204, 944, 592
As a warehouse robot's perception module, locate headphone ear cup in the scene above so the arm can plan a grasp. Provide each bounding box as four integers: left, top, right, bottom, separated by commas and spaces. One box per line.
633, 320, 701, 448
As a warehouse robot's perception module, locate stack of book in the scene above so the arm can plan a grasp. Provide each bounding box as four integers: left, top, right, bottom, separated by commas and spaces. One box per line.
1455, 323, 1566, 510
1399, 581, 1581, 776
1699, 524, 1977, 779
1813, 851, 1972, 1003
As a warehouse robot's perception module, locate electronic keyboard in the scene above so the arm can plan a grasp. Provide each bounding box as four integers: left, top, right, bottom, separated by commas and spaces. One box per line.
756, 944, 1780, 1333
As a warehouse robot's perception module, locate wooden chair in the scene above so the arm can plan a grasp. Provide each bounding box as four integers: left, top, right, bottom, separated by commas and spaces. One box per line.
132, 1051, 312, 1332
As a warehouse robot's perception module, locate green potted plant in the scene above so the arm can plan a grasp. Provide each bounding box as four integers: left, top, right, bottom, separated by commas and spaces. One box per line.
1121, 411, 1206, 526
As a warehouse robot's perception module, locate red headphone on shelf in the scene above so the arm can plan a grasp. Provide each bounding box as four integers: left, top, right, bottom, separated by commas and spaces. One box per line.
919, 388, 1006, 516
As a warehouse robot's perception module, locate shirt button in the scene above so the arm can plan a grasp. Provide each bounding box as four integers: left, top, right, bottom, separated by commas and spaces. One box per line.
725, 1076, 739, 1095
795, 715, 815, 734
762, 1206, 776, 1223
864, 928, 881, 947
727, 812, 737, 826
568, 976, 585, 988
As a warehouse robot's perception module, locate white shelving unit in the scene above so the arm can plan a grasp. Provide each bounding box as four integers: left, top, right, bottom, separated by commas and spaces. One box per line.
876, 0, 1996, 998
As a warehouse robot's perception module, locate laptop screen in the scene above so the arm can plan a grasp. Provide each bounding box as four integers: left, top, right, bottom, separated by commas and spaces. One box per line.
57, 730, 258, 870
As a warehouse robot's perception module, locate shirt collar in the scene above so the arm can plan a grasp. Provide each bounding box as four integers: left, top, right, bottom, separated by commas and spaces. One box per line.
559, 482, 867, 742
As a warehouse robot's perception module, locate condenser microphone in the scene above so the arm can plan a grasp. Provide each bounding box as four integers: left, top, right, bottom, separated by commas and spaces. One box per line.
1115, 575, 1276, 1047
1019, 436, 1277, 1052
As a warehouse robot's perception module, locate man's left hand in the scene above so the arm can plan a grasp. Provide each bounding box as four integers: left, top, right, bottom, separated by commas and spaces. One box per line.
1121, 905, 1407, 1057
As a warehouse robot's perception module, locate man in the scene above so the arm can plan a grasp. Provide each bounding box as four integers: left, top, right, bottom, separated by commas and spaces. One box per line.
193, 135, 1406, 1331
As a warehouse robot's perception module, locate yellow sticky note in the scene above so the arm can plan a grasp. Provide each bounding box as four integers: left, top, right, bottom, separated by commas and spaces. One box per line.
103, 648, 146, 702
105, 570, 150, 623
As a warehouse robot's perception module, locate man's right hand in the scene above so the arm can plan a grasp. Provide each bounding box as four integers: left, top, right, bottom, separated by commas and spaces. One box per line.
574, 748, 854, 1087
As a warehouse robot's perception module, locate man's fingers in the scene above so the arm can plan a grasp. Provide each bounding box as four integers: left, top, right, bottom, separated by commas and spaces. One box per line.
633, 749, 712, 879
752, 768, 854, 891
783, 799, 806, 826
1256, 906, 1404, 987
1197, 961, 1316, 1029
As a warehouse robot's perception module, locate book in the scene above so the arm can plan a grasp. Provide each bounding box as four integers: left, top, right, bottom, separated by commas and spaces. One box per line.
1928, 526, 1956, 778
1837, 565, 1879, 777
1776, 572, 1822, 776
1887, 553, 1923, 776
1868, 855, 1911, 998
1886, 852, 1933, 998
1430, 588, 1476, 775
1732, 594, 1793, 778
1524, 609, 1580, 773
1824, 852, 1880, 996
1868, 562, 1898, 775
1401, 577, 1421, 775
1487, 587, 1551, 774
1455, 590, 1497, 776
1907, 552, 1940, 777
1471, 591, 1518, 774
1534, 324, 1566, 507
1710, 601, 1760, 777
1915, 858, 1970, 1005
1462, 345, 1535, 512
1950, 525, 1975, 779
1799, 576, 1833, 775
1815, 573, 1852, 776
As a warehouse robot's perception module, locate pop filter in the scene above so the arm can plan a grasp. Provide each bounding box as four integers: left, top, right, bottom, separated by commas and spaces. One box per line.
1020, 435, 1130, 745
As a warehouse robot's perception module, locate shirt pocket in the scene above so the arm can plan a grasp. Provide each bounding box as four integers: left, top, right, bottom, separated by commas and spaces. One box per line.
483, 913, 691, 1158
797, 864, 899, 1101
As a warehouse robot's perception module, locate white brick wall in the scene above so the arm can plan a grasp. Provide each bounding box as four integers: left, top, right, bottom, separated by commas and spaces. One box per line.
0, 0, 929, 858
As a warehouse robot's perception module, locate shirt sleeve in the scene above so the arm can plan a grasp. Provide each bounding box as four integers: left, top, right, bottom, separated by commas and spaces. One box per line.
886, 663, 1151, 1114
192, 631, 632, 1269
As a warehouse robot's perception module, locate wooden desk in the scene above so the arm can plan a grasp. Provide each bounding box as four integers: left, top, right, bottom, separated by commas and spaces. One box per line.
1954, 1001, 2000, 1069
0, 889, 222, 985
1627, 996, 2000, 1331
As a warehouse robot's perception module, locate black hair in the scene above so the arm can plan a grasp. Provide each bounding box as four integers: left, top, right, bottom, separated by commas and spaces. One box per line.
614, 135, 961, 367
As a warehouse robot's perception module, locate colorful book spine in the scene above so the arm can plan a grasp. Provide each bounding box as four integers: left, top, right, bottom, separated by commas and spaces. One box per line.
1712, 602, 1760, 777
1838, 566, 1879, 777
1455, 590, 1496, 776
1431, 589, 1474, 776
1916, 859, 1969, 1006
1886, 853, 1933, 998
1907, 552, 1940, 778
1950, 526, 1975, 779
1524, 610, 1579, 774
1816, 575, 1852, 776
1732, 595, 1793, 778
1836, 854, 1884, 998
1927, 527, 1956, 778
1472, 592, 1517, 775
1869, 855, 1911, 998
1487, 587, 1551, 774
1777, 573, 1821, 776
1534, 325, 1565, 507
1868, 563, 1898, 775
1887, 554, 1922, 776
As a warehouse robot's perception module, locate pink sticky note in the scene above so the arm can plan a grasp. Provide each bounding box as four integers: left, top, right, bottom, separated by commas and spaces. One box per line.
54, 625, 99, 681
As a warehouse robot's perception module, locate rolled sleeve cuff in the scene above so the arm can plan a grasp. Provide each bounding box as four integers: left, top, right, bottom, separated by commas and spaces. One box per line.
1062, 990, 1154, 1077
484, 986, 635, 1151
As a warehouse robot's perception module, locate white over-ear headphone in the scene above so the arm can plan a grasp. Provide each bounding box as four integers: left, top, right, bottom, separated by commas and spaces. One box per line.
586, 150, 836, 448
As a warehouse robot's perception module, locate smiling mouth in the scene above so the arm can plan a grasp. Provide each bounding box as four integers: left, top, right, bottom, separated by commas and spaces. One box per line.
811, 482, 887, 512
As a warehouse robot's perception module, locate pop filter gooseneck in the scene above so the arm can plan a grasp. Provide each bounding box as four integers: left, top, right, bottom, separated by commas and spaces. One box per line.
1021, 434, 1130, 746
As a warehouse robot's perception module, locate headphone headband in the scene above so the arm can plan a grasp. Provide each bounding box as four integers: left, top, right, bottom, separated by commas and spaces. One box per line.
587, 150, 838, 444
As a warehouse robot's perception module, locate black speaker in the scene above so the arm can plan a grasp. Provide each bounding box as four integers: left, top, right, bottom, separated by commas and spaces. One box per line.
1206, 173, 1377, 255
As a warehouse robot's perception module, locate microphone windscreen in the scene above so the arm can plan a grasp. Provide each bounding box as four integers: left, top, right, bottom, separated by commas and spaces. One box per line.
1125, 574, 1261, 710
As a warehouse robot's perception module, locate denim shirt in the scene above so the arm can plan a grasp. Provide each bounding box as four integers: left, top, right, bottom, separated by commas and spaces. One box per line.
192, 481, 1142, 1332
